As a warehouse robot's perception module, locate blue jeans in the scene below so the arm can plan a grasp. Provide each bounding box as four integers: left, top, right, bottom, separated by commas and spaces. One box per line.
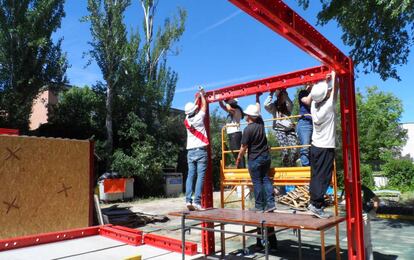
248, 153, 275, 210
296, 119, 312, 166
186, 148, 208, 205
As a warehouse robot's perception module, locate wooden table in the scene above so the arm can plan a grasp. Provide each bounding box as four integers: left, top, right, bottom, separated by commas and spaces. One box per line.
170, 208, 345, 260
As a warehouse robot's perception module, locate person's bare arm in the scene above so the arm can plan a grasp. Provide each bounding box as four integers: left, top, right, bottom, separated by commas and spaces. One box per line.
256, 93, 262, 113
236, 144, 248, 167
200, 89, 207, 112
301, 93, 312, 106
219, 101, 228, 112
285, 92, 293, 113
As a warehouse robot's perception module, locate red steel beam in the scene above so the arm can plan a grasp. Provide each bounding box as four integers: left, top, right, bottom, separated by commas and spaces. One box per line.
205, 65, 331, 103
99, 226, 143, 246
0, 226, 102, 252
339, 66, 365, 260
144, 233, 198, 256
0, 128, 19, 135
228, 0, 349, 73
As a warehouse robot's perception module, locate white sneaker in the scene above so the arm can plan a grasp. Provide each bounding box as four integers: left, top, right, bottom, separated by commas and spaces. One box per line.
193, 204, 205, 211
186, 202, 195, 211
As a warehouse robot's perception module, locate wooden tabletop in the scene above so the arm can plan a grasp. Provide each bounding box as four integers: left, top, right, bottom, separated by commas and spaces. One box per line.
169, 208, 345, 231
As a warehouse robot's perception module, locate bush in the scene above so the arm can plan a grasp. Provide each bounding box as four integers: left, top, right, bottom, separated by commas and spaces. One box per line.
383, 158, 414, 190
360, 163, 375, 188
111, 113, 178, 197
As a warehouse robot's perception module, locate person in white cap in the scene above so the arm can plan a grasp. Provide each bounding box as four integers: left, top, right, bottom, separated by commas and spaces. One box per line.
183, 88, 208, 211
219, 98, 245, 168
236, 93, 278, 251
307, 71, 338, 218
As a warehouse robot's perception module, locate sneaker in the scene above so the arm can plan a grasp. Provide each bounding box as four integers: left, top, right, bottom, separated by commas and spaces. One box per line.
186, 202, 195, 211
307, 204, 332, 219
248, 207, 263, 212
193, 204, 205, 211
264, 206, 277, 213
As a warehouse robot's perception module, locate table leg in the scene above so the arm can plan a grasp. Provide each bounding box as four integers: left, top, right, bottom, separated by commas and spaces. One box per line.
263, 223, 269, 260
335, 224, 341, 260
321, 230, 326, 260
298, 229, 302, 260
220, 223, 225, 257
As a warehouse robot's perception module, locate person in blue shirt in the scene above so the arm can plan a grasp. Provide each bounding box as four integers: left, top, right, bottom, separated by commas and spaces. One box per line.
296, 84, 313, 166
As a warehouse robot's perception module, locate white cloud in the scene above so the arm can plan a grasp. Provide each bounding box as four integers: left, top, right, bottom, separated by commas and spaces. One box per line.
193, 10, 242, 39
175, 73, 269, 94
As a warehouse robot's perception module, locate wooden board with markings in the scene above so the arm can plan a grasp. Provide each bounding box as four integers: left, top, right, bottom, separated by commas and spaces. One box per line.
0, 135, 92, 239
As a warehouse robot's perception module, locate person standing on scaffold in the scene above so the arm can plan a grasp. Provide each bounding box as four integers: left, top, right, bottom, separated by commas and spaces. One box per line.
264, 89, 298, 195
183, 87, 208, 211
307, 71, 338, 218
236, 93, 278, 251
219, 98, 245, 168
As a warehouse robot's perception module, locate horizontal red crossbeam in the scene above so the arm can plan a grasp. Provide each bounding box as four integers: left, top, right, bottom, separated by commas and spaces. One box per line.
0, 128, 19, 135
0, 226, 101, 252
144, 233, 198, 256
99, 226, 143, 246
228, 0, 349, 73
205, 65, 331, 103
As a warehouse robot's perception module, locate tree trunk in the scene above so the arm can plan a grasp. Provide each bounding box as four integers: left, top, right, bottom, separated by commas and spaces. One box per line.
106, 83, 114, 160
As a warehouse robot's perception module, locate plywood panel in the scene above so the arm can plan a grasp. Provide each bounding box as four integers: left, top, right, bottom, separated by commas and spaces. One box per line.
0, 135, 91, 239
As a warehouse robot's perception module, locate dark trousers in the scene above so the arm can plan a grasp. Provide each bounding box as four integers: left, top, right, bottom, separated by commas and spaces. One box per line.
228, 132, 245, 168
248, 153, 275, 211
309, 145, 335, 208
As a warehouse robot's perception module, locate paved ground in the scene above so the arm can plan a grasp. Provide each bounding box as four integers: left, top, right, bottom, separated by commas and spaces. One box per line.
103, 192, 414, 259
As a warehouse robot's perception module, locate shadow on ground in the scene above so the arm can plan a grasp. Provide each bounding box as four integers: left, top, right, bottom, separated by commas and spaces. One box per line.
191, 239, 398, 260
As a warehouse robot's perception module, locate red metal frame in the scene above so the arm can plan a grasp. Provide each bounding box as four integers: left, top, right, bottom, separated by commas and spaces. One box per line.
99, 225, 143, 246
144, 233, 198, 256
205, 65, 331, 103
198, 1, 365, 259
228, 0, 349, 74
0, 128, 19, 135
0, 226, 101, 252
0, 225, 197, 256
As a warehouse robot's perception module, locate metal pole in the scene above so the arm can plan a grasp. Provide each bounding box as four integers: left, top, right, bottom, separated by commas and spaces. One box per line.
202, 104, 215, 255
263, 223, 269, 260
181, 214, 186, 260
298, 229, 302, 260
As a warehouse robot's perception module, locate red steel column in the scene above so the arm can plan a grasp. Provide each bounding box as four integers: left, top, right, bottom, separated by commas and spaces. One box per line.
339, 60, 365, 260
201, 104, 215, 255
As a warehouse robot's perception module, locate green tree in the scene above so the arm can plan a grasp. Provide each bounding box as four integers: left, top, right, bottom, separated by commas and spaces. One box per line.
41, 86, 103, 139
0, 0, 68, 131
139, 0, 186, 128
83, 0, 133, 157
298, 0, 414, 80
383, 158, 414, 190
357, 86, 407, 168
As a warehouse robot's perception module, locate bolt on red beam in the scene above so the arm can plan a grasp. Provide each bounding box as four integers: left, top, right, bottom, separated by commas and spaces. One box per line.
99, 226, 143, 246
228, 0, 349, 73
205, 65, 331, 103
144, 233, 198, 256
0, 226, 101, 252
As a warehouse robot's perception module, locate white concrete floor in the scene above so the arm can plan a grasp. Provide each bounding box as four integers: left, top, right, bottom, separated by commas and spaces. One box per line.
0, 235, 203, 260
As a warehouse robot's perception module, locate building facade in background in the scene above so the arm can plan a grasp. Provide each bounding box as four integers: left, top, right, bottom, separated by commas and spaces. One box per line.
401, 123, 414, 160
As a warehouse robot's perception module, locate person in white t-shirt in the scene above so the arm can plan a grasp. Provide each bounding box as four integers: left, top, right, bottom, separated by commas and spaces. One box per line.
184, 88, 208, 211
219, 98, 245, 168
307, 71, 338, 218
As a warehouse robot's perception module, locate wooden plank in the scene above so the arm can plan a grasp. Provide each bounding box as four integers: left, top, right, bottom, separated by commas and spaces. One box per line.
169, 208, 345, 231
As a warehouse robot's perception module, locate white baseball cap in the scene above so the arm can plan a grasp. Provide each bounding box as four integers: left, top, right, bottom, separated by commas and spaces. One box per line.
243, 104, 260, 117
184, 102, 197, 115
311, 81, 332, 103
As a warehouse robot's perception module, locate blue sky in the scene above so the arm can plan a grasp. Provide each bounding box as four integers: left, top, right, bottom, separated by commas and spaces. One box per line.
54, 0, 414, 123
